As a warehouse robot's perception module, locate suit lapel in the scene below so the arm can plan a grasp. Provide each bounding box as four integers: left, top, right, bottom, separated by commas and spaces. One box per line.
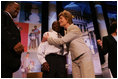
5, 12, 20, 33
109, 35, 117, 43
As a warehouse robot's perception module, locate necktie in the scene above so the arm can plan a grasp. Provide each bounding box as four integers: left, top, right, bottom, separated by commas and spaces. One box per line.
64, 43, 70, 56
58, 33, 64, 55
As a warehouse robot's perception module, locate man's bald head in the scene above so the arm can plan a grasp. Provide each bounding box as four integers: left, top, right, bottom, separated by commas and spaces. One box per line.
5, 1, 20, 18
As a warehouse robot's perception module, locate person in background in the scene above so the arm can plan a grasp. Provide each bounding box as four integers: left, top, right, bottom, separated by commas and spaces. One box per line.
33, 25, 40, 47
103, 21, 117, 78
1, 1, 24, 78
29, 29, 36, 49
21, 52, 30, 78
21, 52, 34, 78
28, 61, 35, 73
43, 10, 95, 78
37, 21, 67, 78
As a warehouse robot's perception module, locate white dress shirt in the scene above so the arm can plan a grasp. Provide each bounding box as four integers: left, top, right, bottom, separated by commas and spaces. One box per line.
113, 35, 117, 41
37, 30, 64, 64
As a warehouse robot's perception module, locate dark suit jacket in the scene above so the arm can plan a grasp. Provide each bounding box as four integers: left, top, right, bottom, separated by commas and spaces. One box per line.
1, 10, 21, 73
103, 35, 117, 77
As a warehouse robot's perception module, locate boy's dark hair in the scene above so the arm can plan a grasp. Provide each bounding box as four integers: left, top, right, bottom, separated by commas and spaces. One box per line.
52, 21, 60, 33
109, 21, 117, 34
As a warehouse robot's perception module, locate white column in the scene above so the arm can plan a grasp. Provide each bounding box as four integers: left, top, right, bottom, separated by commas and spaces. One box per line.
48, 1, 57, 31
95, 4, 108, 39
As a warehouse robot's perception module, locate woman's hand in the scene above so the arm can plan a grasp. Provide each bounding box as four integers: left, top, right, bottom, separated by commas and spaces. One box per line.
41, 33, 49, 42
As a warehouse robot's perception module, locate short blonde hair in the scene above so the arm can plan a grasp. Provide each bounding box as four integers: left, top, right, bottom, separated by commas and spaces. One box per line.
58, 10, 73, 24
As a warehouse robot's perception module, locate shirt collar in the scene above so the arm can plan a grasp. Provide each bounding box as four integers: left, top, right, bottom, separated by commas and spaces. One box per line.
5, 11, 13, 19
51, 30, 58, 34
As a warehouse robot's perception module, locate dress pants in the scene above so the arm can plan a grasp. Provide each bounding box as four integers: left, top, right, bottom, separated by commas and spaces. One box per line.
72, 52, 95, 78
42, 53, 67, 78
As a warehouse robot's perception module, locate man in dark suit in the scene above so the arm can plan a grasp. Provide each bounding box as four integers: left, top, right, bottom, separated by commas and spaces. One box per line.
103, 21, 117, 78
1, 2, 24, 78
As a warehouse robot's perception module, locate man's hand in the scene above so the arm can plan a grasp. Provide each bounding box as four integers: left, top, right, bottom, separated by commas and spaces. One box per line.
41, 33, 49, 42
13, 42, 24, 54
41, 62, 50, 72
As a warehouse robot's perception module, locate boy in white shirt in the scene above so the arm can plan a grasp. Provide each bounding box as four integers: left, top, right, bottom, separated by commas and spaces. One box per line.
37, 21, 67, 78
